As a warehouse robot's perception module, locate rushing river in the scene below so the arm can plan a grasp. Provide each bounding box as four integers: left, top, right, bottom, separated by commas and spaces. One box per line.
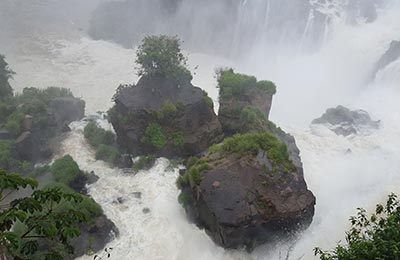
3, 0, 400, 259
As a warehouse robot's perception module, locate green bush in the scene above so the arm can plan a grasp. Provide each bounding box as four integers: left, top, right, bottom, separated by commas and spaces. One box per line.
5, 111, 25, 137
144, 123, 167, 149
240, 106, 268, 131
256, 80, 277, 96
157, 101, 177, 119
133, 155, 156, 172
217, 69, 277, 99
95, 144, 120, 166
42, 182, 103, 218
170, 131, 184, 148
209, 132, 294, 172
315, 194, 400, 260
0, 54, 15, 99
136, 35, 192, 84
50, 155, 83, 186
178, 192, 193, 209
0, 140, 13, 169
217, 69, 257, 98
84, 121, 114, 148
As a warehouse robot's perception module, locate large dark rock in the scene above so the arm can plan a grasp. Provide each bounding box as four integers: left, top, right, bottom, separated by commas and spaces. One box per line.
178, 132, 315, 250
109, 75, 223, 158
72, 215, 119, 258
50, 97, 85, 129
371, 40, 400, 80
312, 105, 380, 136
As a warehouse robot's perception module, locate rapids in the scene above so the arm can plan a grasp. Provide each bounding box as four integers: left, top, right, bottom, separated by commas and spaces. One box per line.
2, 0, 400, 259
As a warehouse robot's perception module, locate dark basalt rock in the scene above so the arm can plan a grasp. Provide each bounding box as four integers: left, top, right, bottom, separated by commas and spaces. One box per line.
312, 105, 380, 136
179, 132, 315, 251
371, 40, 400, 81
50, 97, 85, 128
109, 75, 223, 158
71, 215, 119, 258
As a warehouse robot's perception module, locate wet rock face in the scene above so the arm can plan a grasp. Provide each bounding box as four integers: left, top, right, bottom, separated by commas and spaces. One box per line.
179, 133, 315, 250
50, 97, 85, 129
312, 105, 380, 136
371, 40, 400, 80
109, 75, 223, 158
71, 215, 119, 258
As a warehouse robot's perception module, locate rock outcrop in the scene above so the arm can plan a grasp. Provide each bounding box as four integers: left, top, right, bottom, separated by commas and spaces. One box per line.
13, 96, 85, 163
178, 70, 315, 251
178, 132, 315, 250
371, 40, 400, 80
109, 75, 223, 158
217, 69, 276, 136
312, 105, 380, 136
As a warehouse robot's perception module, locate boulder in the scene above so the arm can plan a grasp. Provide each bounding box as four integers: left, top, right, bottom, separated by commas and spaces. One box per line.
118, 154, 133, 168
71, 215, 119, 258
178, 132, 315, 250
312, 105, 380, 136
49, 97, 85, 130
109, 75, 223, 158
13, 131, 33, 161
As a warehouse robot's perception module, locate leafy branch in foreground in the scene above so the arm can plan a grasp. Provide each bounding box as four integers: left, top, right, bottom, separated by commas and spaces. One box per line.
0, 169, 89, 260
315, 193, 400, 260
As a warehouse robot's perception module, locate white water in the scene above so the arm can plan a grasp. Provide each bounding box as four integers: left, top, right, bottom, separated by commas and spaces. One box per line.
3, 1, 400, 259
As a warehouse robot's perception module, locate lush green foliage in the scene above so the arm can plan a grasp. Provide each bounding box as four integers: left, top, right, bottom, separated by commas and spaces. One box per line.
42, 182, 103, 218
0, 140, 13, 169
0, 169, 88, 260
177, 159, 211, 188
50, 155, 83, 186
5, 111, 25, 137
132, 155, 156, 173
209, 132, 294, 172
95, 144, 121, 166
256, 80, 276, 96
315, 194, 400, 260
83, 121, 115, 148
157, 101, 177, 120
217, 68, 277, 98
170, 131, 184, 148
0, 54, 15, 99
217, 69, 257, 98
143, 123, 167, 149
240, 106, 268, 132
135, 35, 192, 83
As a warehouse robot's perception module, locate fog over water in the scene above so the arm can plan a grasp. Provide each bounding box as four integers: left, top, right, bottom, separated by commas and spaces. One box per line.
1, 0, 400, 259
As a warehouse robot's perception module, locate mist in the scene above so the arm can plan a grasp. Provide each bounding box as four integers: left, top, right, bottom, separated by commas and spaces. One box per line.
1, 0, 400, 259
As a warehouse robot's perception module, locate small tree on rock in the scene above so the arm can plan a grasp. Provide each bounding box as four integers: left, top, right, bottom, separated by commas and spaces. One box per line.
0, 54, 15, 99
135, 35, 192, 84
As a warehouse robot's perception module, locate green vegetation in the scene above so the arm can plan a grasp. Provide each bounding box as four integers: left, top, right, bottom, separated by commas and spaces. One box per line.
209, 132, 295, 172
240, 106, 268, 132
143, 123, 167, 149
0, 54, 15, 99
177, 159, 211, 188
0, 169, 89, 260
83, 121, 114, 148
157, 101, 177, 119
32, 164, 51, 177
136, 35, 192, 84
42, 182, 103, 218
95, 144, 121, 165
217, 68, 277, 98
133, 155, 156, 172
315, 194, 400, 260
5, 111, 25, 137
256, 80, 276, 96
50, 155, 83, 186
0, 140, 13, 169
170, 131, 184, 148
178, 192, 193, 209
83, 121, 121, 166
